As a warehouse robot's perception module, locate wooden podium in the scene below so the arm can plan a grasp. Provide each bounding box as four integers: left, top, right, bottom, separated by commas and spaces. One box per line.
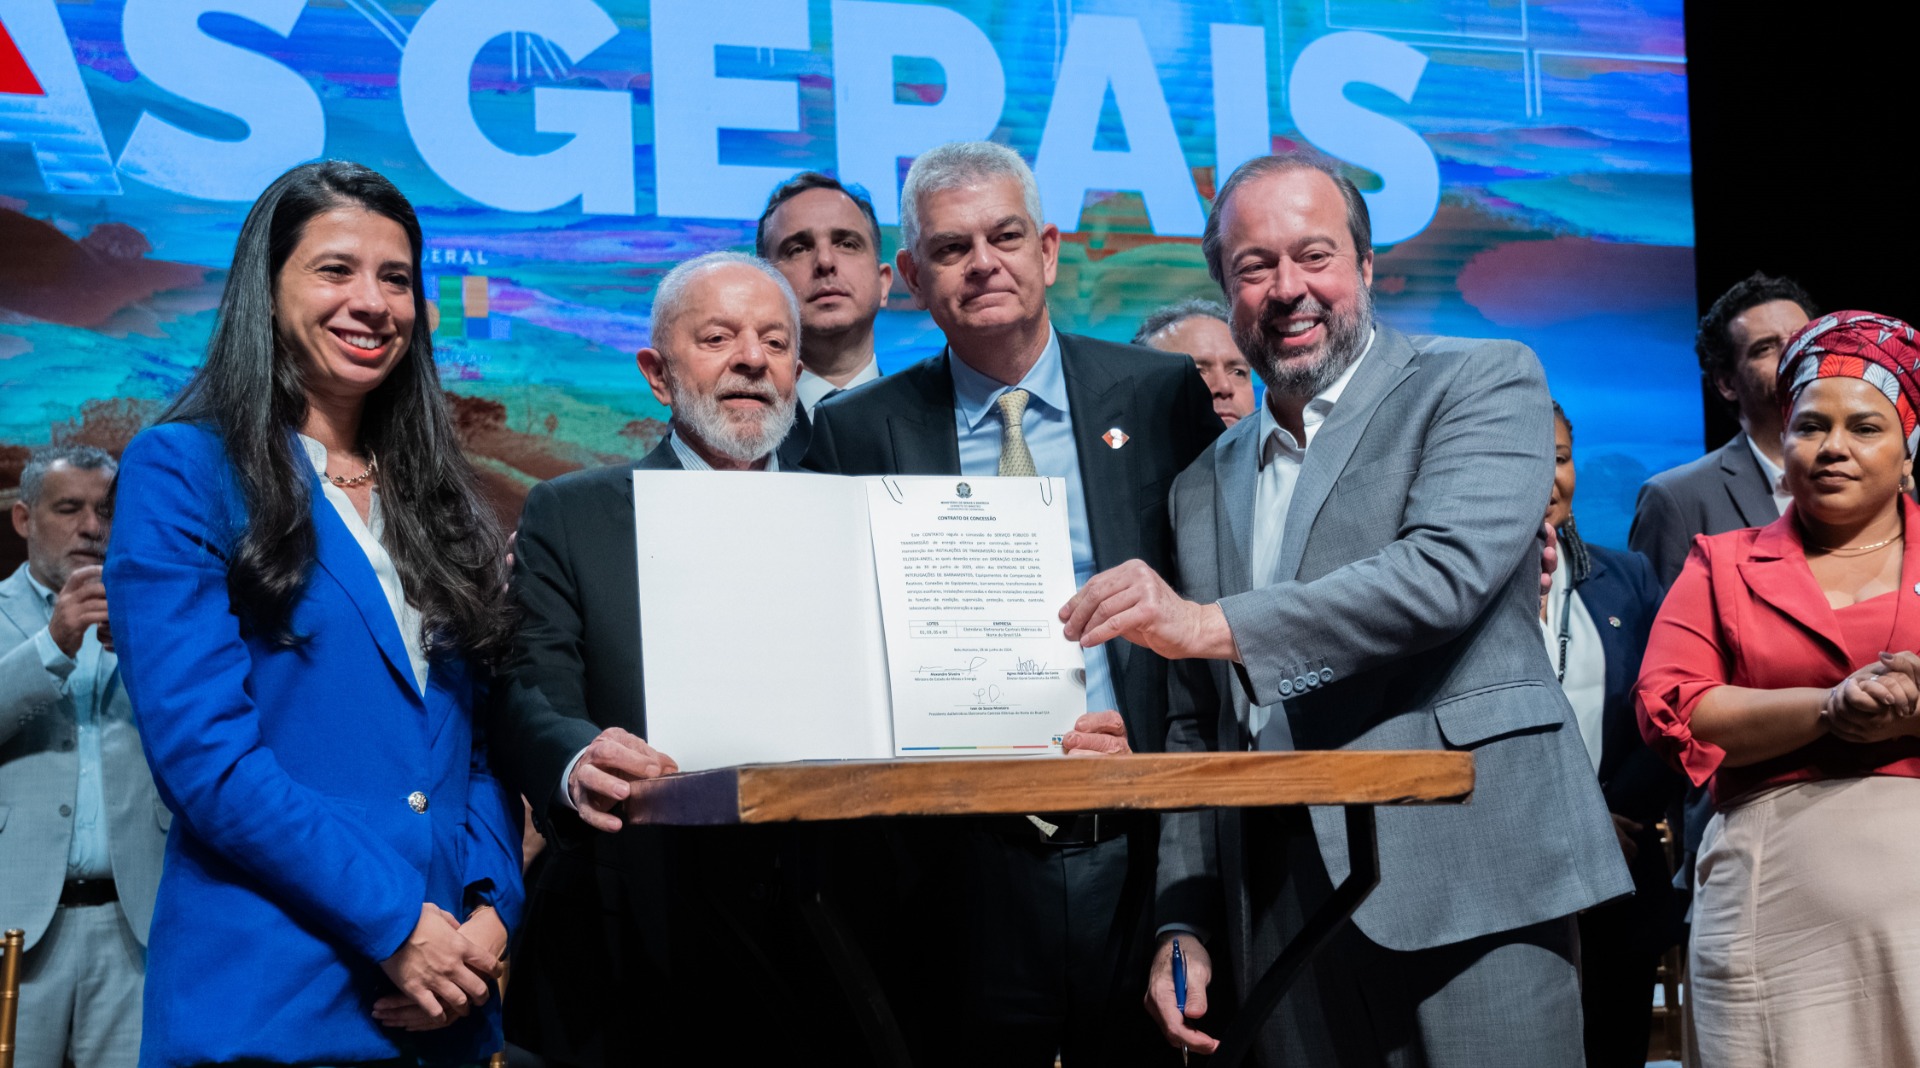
627, 750, 1473, 1066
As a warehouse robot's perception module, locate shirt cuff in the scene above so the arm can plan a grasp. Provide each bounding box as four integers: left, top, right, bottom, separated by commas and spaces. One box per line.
1156, 922, 1209, 944
556, 745, 591, 812
32, 626, 77, 681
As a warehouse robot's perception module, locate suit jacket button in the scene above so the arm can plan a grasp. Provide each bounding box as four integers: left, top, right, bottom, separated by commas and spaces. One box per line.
1319, 668, 1334, 683
1294, 676, 1310, 692
407, 791, 429, 814
59, 804, 73, 817
1278, 679, 1294, 697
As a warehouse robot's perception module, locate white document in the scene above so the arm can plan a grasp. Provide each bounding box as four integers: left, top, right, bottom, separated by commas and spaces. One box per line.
634, 471, 1085, 771
865, 476, 1087, 755
633, 471, 894, 772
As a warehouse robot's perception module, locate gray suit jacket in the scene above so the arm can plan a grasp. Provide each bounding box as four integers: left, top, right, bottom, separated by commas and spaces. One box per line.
1629, 432, 1777, 588
0, 563, 166, 951
1157, 326, 1631, 969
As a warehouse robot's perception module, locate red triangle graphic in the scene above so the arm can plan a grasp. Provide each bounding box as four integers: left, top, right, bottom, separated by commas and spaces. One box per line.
0, 19, 48, 96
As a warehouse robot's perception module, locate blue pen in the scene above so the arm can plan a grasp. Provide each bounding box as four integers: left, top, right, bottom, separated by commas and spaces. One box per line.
1172, 937, 1190, 1064
1172, 937, 1188, 1013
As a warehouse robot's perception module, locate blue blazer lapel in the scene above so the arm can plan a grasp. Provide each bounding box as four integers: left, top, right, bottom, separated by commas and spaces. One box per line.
1574, 549, 1635, 780
307, 475, 425, 706
1275, 325, 1419, 583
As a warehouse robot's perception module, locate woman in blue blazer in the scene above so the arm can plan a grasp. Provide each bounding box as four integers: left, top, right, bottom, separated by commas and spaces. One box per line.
106, 161, 523, 1066
1545, 402, 1685, 1067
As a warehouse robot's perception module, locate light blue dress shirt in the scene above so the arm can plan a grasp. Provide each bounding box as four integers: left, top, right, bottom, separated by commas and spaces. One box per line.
26, 570, 114, 879
948, 329, 1118, 716
667, 429, 782, 472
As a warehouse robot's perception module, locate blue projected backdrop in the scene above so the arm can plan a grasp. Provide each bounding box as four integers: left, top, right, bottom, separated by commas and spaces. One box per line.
0, 0, 1694, 546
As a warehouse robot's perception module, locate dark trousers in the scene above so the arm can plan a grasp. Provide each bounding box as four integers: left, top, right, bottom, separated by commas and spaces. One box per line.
1577, 902, 1662, 1068
507, 824, 888, 1067
896, 817, 1175, 1068
1244, 809, 1586, 1068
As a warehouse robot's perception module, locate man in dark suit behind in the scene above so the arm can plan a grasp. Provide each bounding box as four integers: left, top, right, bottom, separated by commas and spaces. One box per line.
490, 251, 846, 1065
1630, 272, 1818, 587
803, 140, 1222, 1066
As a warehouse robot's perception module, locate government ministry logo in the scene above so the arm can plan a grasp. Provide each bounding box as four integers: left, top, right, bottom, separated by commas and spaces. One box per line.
956, 482, 972, 498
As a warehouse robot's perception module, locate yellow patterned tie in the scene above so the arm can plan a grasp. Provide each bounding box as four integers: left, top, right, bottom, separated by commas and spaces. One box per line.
996, 389, 1039, 477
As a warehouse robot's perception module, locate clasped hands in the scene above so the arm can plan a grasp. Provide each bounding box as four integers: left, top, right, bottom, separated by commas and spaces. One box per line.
1824, 651, 1920, 744
372, 903, 507, 1032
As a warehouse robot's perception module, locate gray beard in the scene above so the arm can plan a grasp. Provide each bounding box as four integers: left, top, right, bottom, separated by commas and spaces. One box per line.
1235, 283, 1375, 402
668, 375, 797, 465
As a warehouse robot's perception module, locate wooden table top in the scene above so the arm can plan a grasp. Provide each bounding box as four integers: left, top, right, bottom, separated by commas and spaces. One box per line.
623, 750, 1473, 826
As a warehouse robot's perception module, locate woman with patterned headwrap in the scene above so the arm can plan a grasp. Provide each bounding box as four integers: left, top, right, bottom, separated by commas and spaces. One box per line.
1637, 311, 1920, 1066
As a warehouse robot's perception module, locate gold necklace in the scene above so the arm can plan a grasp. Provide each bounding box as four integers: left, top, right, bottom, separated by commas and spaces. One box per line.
327, 450, 377, 488
1813, 532, 1901, 557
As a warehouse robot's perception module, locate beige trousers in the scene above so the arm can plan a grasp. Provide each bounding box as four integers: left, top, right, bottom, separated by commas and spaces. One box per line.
1692, 775, 1920, 1067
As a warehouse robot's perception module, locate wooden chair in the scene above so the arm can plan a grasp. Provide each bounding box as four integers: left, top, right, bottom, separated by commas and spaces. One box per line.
1647, 821, 1694, 1066
1, 928, 24, 1068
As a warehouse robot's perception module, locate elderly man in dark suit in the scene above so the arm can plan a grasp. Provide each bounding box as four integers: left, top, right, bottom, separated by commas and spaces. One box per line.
490, 251, 849, 1065
1066, 151, 1629, 1066
1630, 272, 1818, 587
803, 140, 1221, 1066
2, 446, 166, 1068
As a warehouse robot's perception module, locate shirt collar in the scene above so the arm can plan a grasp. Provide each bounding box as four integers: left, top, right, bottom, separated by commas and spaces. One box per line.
1256, 328, 1374, 467
296, 434, 329, 477
797, 355, 880, 412
1747, 435, 1786, 495
667, 429, 780, 472
949, 328, 1068, 431
24, 567, 54, 607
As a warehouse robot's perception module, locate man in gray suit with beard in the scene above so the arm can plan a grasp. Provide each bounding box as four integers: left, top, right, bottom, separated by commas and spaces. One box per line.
1062, 151, 1630, 1065
2, 446, 166, 1068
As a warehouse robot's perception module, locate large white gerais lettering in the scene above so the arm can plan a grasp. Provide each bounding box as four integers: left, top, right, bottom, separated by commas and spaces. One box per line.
1033, 16, 1204, 238
831, 0, 1005, 225
1209, 23, 1269, 188
651, 0, 808, 220
401, 0, 633, 215
117, 0, 322, 201
1287, 31, 1438, 246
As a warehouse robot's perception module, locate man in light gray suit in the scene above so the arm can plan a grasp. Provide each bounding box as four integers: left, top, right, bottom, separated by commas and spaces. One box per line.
2, 446, 166, 1068
1062, 152, 1630, 1065
1629, 272, 1817, 587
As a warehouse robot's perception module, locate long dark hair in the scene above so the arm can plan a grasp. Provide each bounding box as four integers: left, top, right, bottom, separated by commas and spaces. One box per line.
161, 160, 511, 662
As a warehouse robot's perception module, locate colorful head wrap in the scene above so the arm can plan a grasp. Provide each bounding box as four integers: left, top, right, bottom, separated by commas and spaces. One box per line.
1778, 310, 1920, 454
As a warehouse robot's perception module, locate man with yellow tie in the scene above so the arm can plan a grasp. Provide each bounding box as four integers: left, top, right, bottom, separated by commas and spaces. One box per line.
802, 140, 1222, 1067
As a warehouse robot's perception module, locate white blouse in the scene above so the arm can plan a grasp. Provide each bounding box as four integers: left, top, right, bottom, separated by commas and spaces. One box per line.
1542, 554, 1605, 773
299, 435, 428, 694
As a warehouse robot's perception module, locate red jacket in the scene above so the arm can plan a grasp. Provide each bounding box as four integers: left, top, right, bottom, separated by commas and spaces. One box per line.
1636, 495, 1920, 803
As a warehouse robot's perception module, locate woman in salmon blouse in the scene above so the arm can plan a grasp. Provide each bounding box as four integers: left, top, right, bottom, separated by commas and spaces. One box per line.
1637, 310, 1920, 1066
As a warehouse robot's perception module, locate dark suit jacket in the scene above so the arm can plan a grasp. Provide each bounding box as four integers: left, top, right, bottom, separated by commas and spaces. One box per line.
1576, 542, 1686, 951
492, 435, 877, 1065
802, 331, 1223, 749
488, 444, 676, 1064
1629, 432, 1776, 589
